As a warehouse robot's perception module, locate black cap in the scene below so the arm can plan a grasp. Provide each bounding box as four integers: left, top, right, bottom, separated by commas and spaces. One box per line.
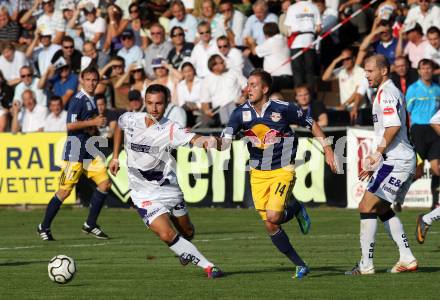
121, 29, 135, 38
128, 90, 142, 101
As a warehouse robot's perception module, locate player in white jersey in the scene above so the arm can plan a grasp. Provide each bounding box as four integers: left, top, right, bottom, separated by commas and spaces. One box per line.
346, 55, 418, 275
109, 84, 223, 279
416, 109, 440, 244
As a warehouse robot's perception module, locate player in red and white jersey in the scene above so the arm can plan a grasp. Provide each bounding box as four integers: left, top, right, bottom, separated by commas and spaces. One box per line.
109, 84, 223, 278
346, 55, 418, 275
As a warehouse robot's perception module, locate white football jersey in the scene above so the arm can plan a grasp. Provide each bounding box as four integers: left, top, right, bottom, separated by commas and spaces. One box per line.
118, 112, 195, 192
430, 109, 440, 124
372, 79, 415, 172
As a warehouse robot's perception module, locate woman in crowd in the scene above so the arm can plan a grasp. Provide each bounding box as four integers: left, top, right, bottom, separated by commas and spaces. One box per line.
176, 62, 202, 126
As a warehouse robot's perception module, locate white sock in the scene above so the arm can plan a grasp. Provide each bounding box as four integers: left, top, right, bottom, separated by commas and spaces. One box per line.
422, 207, 440, 225
168, 236, 214, 269
360, 217, 377, 270
384, 216, 415, 262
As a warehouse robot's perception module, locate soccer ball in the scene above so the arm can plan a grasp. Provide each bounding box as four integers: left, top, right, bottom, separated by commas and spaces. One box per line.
48, 255, 76, 284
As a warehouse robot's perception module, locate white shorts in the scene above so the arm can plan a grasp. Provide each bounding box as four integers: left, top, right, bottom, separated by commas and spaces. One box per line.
367, 163, 414, 204
131, 189, 188, 227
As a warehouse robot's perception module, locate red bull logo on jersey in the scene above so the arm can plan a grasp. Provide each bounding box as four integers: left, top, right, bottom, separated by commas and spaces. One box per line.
270, 112, 282, 122
243, 124, 286, 149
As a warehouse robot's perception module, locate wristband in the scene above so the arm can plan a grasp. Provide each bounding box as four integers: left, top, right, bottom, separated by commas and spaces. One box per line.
112, 158, 119, 163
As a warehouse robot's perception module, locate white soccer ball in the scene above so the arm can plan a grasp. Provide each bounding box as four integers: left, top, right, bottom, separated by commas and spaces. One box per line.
48, 255, 76, 284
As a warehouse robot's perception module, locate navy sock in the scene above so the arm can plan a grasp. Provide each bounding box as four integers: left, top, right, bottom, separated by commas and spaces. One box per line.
431, 175, 439, 206
282, 201, 301, 224
86, 188, 107, 227
270, 228, 306, 266
41, 195, 62, 229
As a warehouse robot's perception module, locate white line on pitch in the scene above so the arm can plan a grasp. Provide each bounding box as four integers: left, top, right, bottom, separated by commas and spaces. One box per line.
0, 241, 122, 251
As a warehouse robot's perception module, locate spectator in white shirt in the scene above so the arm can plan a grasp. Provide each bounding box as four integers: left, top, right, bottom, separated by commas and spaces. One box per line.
190, 21, 219, 78
169, 0, 198, 43
0, 43, 28, 86
13, 66, 47, 107
201, 54, 247, 126
242, 0, 278, 46
424, 26, 440, 70
216, 36, 244, 74
81, 3, 106, 50
176, 62, 202, 126
11, 89, 48, 133
405, 0, 440, 34
117, 29, 144, 72
43, 96, 67, 132
214, 0, 247, 47
284, 0, 321, 88
249, 22, 293, 92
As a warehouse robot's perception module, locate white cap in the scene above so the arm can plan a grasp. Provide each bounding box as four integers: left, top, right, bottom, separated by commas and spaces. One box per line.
81, 56, 92, 72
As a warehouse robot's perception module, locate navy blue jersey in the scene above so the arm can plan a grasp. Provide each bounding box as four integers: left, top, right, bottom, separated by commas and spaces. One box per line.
223, 99, 313, 170
63, 90, 99, 161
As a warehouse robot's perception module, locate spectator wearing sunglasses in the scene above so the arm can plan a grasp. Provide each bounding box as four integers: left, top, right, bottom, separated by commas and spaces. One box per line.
190, 21, 218, 78
215, 35, 244, 75
117, 29, 144, 72
169, 0, 198, 43
51, 36, 83, 74
13, 66, 46, 107
167, 26, 194, 70
144, 23, 173, 79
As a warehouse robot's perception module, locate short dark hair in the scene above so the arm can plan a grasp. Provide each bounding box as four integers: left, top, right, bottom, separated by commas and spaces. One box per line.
49, 95, 62, 104
170, 26, 185, 37
81, 65, 100, 79
95, 93, 106, 102
263, 22, 279, 37
207, 54, 223, 71
145, 84, 170, 104
427, 26, 440, 36
418, 58, 434, 69
62, 35, 74, 44
249, 69, 273, 95
181, 61, 196, 74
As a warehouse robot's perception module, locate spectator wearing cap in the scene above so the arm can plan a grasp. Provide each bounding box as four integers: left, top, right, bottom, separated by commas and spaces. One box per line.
424, 26, 440, 69
0, 70, 13, 132
114, 62, 149, 99
82, 41, 110, 70
11, 89, 48, 133
167, 26, 194, 70
390, 56, 418, 95
214, 0, 246, 47
242, 0, 278, 46
13, 66, 47, 107
405, 0, 440, 35
81, 3, 107, 50
248, 22, 293, 92
358, 20, 398, 65
26, 27, 61, 76
43, 96, 67, 132
0, 6, 20, 44
396, 22, 431, 69
169, 0, 198, 43
38, 60, 78, 108
51, 36, 83, 74
190, 21, 218, 78
215, 35, 244, 75
200, 54, 247, 126
144, 23, 173, 79
127, 89, 145, 112
149, 57, 181, 104
117, 29, 144, 72
98, 56, 129, 109
21, 0, 64, 42
0, 43, 28, 86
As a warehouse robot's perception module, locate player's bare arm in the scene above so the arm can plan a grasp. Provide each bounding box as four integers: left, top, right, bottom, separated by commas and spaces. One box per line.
310, 121, 338, 173
109, 124, 122, 176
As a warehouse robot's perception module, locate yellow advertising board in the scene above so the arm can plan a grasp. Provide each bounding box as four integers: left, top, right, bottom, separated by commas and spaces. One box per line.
0, 132, 76, 204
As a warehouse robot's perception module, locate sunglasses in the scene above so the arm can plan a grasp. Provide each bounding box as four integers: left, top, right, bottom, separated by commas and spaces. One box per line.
130, 9, 139, 13
63, 45, 74, 49
20, 74, 33, 78
172, 33, 184, 37
199, 30, 210, 35
218, 44, 229, 49
132, 69, 143, 73
121, 36, 133, 40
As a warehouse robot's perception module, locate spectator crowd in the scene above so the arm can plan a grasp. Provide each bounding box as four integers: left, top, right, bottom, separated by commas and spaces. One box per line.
0, 0, 438, 133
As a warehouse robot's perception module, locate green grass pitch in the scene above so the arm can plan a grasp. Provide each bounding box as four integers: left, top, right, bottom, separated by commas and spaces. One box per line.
0, 207, 439, 299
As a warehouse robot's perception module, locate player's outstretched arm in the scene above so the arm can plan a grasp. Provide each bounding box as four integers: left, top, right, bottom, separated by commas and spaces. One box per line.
310, 122, 338, 173
190, 135, 221, 150
109, 125, 122, 176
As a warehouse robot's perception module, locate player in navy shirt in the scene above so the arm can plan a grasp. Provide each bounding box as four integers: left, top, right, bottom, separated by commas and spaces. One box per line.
222, 69, 337, 278
37, 66, 112, 241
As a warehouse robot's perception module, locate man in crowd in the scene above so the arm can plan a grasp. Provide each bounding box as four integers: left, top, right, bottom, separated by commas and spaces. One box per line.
117, 29, 144, 72
43, 96, 67, 132
13, 66, 46, 106
11, 89, 48, 133
390, 56, 418, 95
144, 23, 173, 79
169, 0, 198, 43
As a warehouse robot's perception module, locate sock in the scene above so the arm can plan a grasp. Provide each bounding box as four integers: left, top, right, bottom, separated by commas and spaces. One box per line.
383, 214, 415, 262
168, 235, 213, 269
422, 207, 440, 225
281, 201, 301, 224
431, 175, 439, 207
270, 228, 306, 266
86, 188, 107, 227
359, 213, 377, 270
41, 195, 62, 229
